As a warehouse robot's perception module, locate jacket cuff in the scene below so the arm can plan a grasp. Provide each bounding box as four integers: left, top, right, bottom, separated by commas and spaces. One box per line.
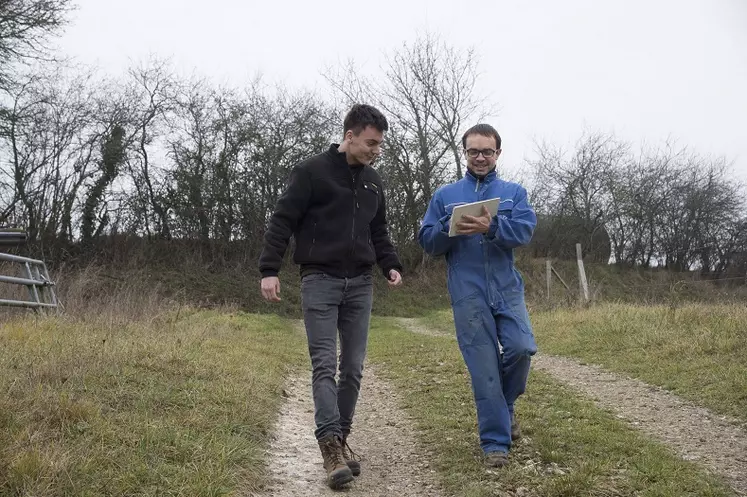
383, 265, 403, 278
486, 216, 500, 240
260, 269, 279, 278
439, 214, 451, 233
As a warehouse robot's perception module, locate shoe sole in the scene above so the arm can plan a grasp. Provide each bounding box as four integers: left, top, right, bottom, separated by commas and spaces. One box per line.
328, 469, 355, 489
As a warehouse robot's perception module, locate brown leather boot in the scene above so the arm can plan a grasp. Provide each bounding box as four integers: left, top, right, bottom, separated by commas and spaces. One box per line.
318, 435, 354, 489
485, 451, 509, 468
341, 435, 361, 476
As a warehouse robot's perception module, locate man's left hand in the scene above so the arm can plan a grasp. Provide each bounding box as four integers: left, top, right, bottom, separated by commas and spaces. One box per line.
456, 206, 492, 235
387, 269, 403, 287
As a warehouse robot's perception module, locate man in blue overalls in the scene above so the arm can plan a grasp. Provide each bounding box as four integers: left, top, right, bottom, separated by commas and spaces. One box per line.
418, 123, 537, 468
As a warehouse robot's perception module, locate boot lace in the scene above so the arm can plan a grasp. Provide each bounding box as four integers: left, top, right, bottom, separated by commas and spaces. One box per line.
342, 438, 361, 462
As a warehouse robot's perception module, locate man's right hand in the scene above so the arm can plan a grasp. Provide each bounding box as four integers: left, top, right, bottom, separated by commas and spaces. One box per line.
261, 276, 281, 302
456, 206, 492, 235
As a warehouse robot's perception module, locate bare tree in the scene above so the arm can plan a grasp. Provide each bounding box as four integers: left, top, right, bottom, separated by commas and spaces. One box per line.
407, 34, 491, 180
0, 0, 73, 90
529, 132, 747, 274
123, 58, 178, 239
655, 153, 743, 272
0, 66, 99, 242
529, 131, 627, 261
167, 80, 256, 243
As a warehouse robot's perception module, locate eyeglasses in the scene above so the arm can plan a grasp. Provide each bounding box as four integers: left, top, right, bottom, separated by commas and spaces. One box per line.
465, 148, 497, 158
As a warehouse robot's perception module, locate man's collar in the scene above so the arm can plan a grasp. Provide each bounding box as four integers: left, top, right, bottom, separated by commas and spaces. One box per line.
328, 143, 364, 168
465, 168, 497, 182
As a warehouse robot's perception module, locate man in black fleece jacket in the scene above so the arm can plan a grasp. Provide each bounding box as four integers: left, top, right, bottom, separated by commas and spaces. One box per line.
259, 103, 403, 490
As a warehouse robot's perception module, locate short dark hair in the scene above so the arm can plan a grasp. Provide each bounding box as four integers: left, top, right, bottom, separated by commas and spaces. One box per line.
461, 123, 501, 150
343, 103, 389, 135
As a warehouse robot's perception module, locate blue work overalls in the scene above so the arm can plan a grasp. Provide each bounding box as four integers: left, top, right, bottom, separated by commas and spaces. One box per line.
418, 170, 538, 455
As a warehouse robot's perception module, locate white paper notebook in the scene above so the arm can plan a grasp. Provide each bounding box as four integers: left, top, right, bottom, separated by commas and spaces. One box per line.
448, 197, 500, 237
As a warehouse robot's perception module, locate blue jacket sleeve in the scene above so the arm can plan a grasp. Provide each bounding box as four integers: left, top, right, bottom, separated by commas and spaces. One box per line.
486, 187, 536, 248
418, 191, 456, 256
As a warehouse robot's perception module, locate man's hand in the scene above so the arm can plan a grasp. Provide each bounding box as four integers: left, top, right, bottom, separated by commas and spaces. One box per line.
456, 206, 492, 235
261, 276, 281, 302
387, 269, 403, 287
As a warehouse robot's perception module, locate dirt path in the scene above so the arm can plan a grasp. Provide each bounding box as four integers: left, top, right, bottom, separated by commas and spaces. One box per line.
393, 318, 450, 338
259, 364, 445, 496
395, 318, 747, 496
532, 355, 747, 496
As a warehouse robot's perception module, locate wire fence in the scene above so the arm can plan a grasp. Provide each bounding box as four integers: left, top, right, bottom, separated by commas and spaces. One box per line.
538, 243, 746, 306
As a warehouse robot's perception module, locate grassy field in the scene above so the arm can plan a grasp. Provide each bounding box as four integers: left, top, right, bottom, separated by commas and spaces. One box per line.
0, 309, 306, 496
366, 318, 737, 497
418, 303, 747, 425
1, 297, 743, 496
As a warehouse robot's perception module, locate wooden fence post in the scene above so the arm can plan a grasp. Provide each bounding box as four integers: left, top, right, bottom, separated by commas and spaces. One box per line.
576, 243, 590, 303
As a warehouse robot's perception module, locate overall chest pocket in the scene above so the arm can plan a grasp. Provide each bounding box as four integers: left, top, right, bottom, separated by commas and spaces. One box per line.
497, 199, 514, 218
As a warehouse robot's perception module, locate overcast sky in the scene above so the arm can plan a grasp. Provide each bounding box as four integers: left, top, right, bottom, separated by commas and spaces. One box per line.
54, 0, 747, 181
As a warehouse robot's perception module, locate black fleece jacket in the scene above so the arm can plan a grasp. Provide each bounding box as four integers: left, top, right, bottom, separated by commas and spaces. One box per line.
259, 144, 402, 279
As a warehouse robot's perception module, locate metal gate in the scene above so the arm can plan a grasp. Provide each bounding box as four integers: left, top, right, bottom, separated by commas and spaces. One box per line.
0, 228, 58, 310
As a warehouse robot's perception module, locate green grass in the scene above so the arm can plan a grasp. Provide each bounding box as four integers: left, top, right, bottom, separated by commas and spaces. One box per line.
367, 317, 736, 497
417, 307, 456, 335
0, 310, 306, 496
531, 303, 747, 425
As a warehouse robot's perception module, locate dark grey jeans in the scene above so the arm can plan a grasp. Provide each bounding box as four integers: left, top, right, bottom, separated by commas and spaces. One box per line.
300, 272, 374, 441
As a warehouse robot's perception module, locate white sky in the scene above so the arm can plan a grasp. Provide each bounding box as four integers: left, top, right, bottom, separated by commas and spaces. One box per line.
54, 0, 747, 181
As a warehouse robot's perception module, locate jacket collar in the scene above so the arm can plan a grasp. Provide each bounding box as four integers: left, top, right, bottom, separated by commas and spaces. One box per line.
328, 143, 347, 164
328, 143, 365, 169
465, 168, 497, 184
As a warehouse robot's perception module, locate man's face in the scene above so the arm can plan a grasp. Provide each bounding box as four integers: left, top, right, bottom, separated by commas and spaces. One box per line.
345, 125, 384, 166
464, 133, 501, 177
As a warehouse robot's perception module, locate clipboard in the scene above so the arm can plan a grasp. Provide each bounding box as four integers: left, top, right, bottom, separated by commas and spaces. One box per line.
448, 197, 500, 237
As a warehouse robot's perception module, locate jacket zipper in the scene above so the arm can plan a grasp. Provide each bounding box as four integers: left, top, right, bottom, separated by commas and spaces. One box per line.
350, 171, 359, 256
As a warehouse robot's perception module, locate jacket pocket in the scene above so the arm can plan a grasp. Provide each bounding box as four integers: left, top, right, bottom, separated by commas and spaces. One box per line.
360, 180, 380, 218
503, 290, 534, 335
294, 221, 317, 260
308, 222, 317, 257
355, 226, 376, 265
452, 292, 486, 348
497, 199, 514, 218
362, 180, 380, 196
